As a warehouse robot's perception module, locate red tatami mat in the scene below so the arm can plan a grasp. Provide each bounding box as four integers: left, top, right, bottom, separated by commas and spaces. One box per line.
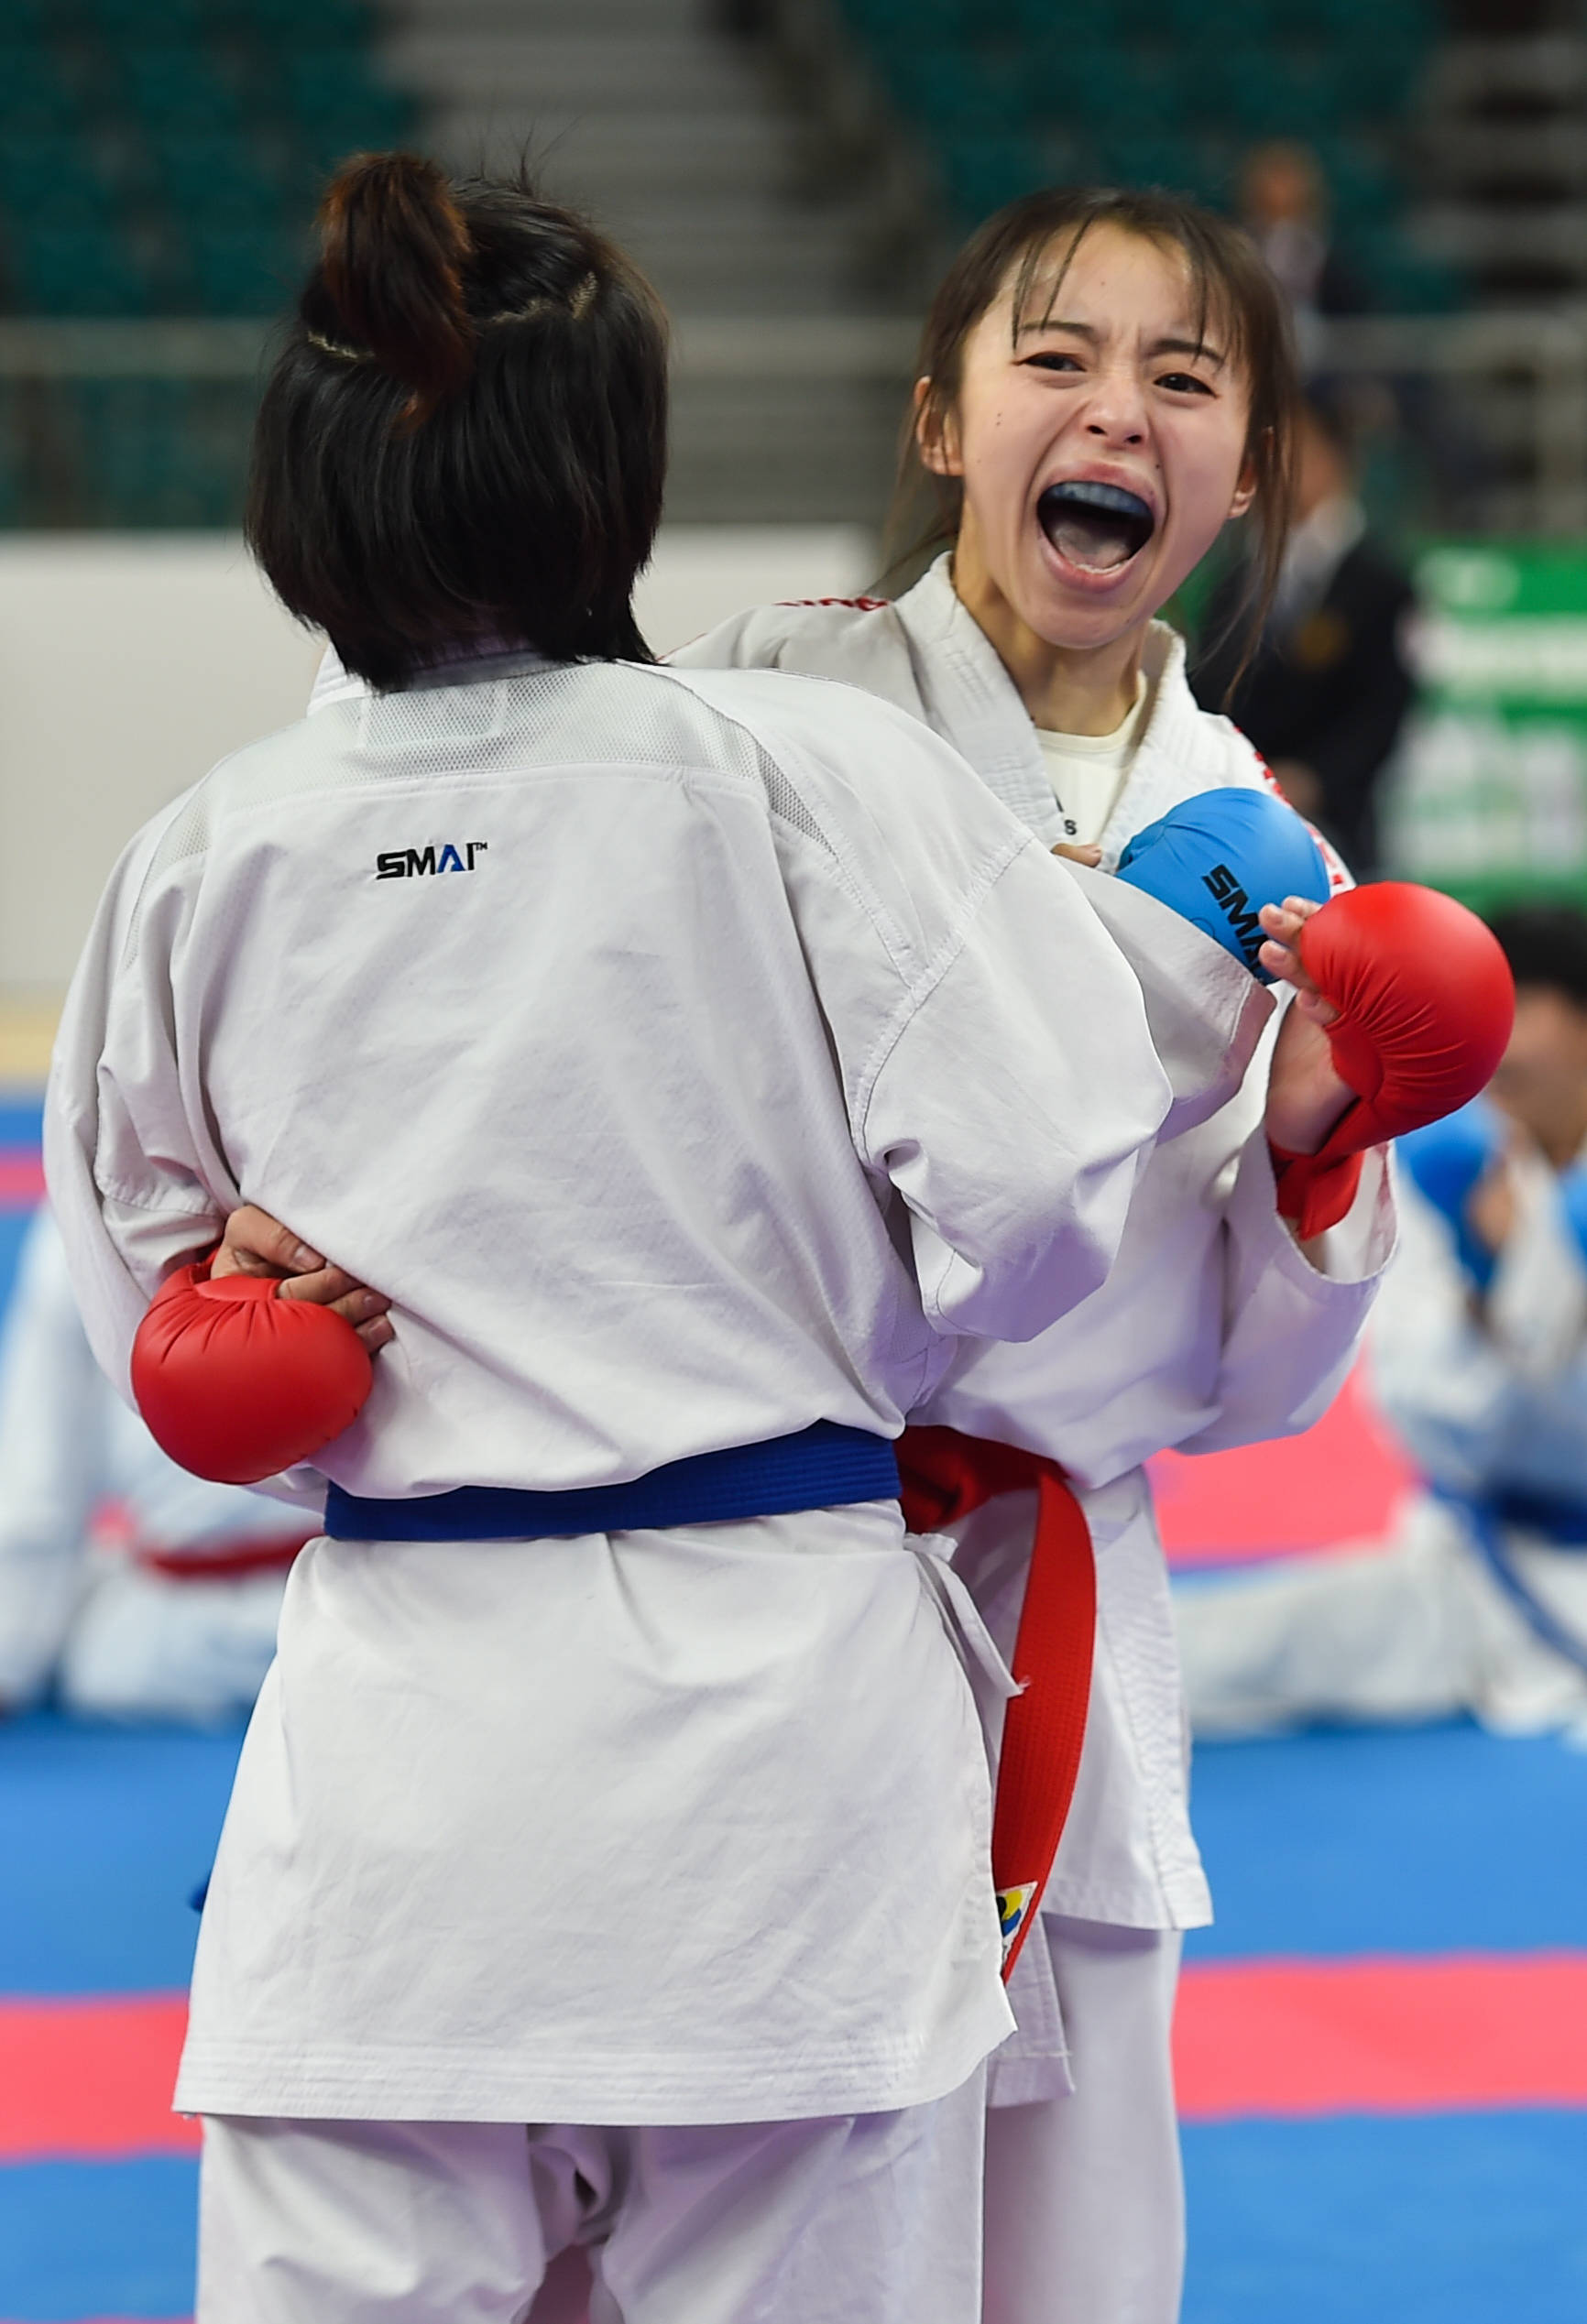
9, 1952, 1587, 2160
1152, 1365, 1418, 1567
1175, 1952, 1587, 2120
0, 1153, 43, 1209
0, 1997, 196, 2161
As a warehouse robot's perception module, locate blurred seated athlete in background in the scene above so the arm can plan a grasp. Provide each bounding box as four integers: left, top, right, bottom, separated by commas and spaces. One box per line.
1178, 903, 1587, 1742
0, 1206, 308, 1721
1192, 395, 1416, 879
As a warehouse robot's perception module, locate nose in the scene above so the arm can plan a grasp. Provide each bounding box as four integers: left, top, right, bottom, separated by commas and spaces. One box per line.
1084, 365, 1149, 447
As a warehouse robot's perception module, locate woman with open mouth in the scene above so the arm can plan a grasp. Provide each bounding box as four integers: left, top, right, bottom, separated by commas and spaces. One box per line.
213, 187, 1399, 2324
666, 184, 1399, 2324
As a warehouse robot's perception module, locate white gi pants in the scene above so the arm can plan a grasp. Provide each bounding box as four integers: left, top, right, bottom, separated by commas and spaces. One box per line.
985, 1915, 1184, 2324
1175, 1495, 1587, 1739
57, 1562, 286, 1724
196, 2068, 987, 2324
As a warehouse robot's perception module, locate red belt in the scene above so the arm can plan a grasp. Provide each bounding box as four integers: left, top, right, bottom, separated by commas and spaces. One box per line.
135, 1533, 315, 1581
897, 1426, 1096, 1980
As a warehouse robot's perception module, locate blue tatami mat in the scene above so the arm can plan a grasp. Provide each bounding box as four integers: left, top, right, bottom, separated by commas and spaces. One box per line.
0, 1716, 243, 1994
1187, 1720, 1587, 1959
0, 2157, 197, 2321
1183, 2111, 1587, 2324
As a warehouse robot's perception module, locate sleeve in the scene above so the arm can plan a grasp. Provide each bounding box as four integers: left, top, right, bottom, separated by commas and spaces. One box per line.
0, 1208, 115, 1706
1060, 860, 1275, 1139
1178, 1124, 1396, 1454
43, 820, 237, 1403
666, 606, 801, 671
851, 838, 1174, 1342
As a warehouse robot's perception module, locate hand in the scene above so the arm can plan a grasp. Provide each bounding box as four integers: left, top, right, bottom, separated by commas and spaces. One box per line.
1051, 842, 1103, 867
1466, 1147, 1519, 1257
213, 1206, 394, 1353
1259, 897, 1354, 1156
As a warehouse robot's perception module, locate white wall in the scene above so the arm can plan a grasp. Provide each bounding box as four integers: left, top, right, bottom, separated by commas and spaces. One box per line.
0, 525, 874, 995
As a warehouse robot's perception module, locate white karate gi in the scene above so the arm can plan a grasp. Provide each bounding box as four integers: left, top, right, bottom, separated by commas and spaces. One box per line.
1178, 1151, 1587, 1740
47, 645, 1181, 2323
673, 556, 1397, 2324
0, 1205, 303, 1722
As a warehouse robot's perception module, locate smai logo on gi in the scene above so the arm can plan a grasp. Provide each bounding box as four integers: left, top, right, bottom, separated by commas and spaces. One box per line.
375, 842, 489, 880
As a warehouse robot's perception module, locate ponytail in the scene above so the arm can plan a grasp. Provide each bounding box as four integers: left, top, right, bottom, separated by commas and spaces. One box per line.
314, 152, 476, 426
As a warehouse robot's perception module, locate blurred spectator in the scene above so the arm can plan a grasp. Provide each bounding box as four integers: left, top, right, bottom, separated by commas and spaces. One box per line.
1177, 903, 1587, 1743
1238, 139, 1369, 365
0, 1206, 310, 1723
1191, 396, 1417, 878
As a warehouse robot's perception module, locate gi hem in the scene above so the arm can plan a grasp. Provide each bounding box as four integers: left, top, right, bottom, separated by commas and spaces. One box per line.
173, 1994, 1015, 2127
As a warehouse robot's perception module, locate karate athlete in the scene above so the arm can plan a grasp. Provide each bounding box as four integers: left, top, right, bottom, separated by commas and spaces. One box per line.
1179, 902, 1587, 1740
0, 1205, 308, 1721
42, 156, 1242, 2324
211, 186, 1409, 2324
666, 187, 1403, 2324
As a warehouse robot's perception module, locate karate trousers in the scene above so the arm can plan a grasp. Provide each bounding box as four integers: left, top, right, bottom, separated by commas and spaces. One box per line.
1175, 1495, 1587, 1739
986, 1915, 1185, 2324
196, 2067, 987, 2324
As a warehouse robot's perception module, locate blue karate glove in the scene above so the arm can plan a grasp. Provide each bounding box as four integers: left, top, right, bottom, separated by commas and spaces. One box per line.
1399, 1097, 1505, 1291
1114, 787, 1332, 978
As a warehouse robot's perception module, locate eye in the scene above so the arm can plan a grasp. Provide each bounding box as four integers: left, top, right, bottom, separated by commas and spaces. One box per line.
1021, 351, 1084, 374
1157, 370, 1215, 396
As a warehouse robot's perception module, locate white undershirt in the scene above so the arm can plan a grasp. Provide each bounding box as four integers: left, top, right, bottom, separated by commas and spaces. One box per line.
1035, 674, 1150, 845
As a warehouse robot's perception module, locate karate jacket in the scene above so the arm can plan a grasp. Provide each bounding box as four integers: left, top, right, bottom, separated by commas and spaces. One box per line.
46, 647, 1188, 2124
673, 554, 1398, 1948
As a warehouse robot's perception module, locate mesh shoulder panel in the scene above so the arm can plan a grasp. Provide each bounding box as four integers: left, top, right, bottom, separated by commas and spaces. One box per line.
133, 662, 840, 940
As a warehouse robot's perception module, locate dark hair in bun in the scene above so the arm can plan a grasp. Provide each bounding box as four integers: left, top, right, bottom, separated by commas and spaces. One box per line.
247, 153, 668, 689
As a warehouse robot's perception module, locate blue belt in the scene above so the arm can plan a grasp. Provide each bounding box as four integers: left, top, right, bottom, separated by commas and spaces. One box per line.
323, 1421, 901, 1542
1439, 1489, 1587, 1679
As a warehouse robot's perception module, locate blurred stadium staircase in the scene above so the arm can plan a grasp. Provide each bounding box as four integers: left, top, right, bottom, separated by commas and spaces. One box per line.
387, 0, 913, 523
1417, 18, 1587, 304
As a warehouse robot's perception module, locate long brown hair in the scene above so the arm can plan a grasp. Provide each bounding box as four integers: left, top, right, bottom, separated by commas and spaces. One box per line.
885, 185, 1301, 689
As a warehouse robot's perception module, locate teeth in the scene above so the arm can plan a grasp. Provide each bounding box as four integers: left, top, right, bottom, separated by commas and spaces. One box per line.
1037, 481, 1155, 573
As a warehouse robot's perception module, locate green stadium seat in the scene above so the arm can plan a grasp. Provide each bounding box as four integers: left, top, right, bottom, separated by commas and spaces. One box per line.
150, 132, 292, 226
0, 48, 80, 135
188, 221, 305, 315
1095, 132, 1215, 202
938, 131, 1050, 224
0, 135, 115, 225
280, 56, 417, 151
82, 0, 209, 38
1216, 47, 1345, 142
124, 49, 241, 134
4, 223, 148, 316
0, 0, 51, 38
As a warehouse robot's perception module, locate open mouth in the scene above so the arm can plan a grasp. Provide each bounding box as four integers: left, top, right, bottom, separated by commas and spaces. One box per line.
1037, 480, 1155, 573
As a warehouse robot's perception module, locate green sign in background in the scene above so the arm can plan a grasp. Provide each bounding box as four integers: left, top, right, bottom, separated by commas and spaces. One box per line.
1385, 542, 1587, 911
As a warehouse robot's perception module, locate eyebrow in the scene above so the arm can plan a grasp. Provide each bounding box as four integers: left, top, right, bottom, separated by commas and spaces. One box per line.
1016, 319, 1227, 368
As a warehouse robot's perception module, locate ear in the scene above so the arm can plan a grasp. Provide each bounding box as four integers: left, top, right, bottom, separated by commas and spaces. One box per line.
1228, 448, 1259, 521
914, 376, 962, 479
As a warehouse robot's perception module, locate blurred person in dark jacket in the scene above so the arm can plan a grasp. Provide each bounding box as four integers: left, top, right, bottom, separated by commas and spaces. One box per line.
1237, 141, 1368, 366
1191, 395, 1417, 878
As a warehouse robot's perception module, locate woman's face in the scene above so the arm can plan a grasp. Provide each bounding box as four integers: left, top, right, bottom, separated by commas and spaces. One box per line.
923, 225, 1258, 657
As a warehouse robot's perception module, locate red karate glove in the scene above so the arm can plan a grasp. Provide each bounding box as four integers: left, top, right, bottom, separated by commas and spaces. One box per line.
1271, 883, 1516, 1240
131, 1255, 374, 1485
